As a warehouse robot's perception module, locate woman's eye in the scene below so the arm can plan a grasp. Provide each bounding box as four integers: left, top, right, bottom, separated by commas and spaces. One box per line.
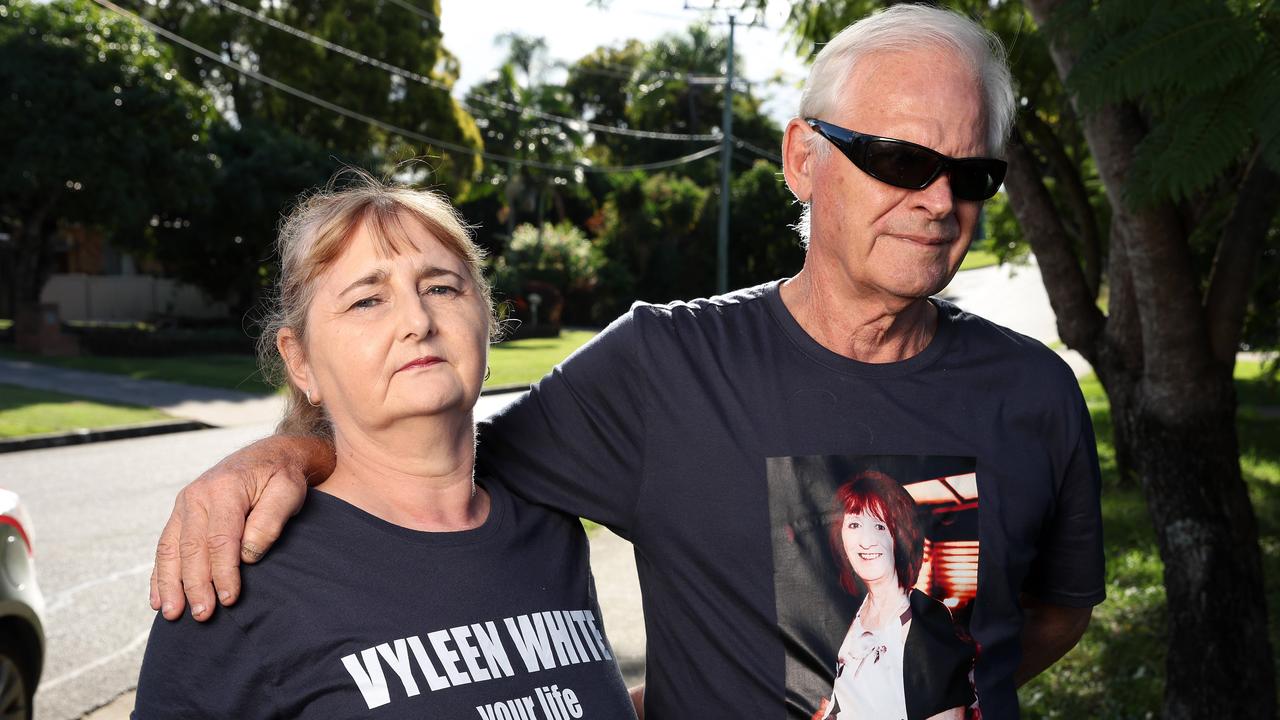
350, 296, 380, 310
876, 523, 887, 531
424, 284, 459, 297
848, 521, 860, 529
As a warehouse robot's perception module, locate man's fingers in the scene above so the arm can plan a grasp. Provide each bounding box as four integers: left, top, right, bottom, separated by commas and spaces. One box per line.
152, 511, 186, 620
240, 469, 308, 564
207, 500, 247, 607
178, 498, 217, 622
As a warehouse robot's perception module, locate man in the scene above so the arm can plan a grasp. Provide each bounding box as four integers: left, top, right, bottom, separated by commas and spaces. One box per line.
152, 6, 1103, 718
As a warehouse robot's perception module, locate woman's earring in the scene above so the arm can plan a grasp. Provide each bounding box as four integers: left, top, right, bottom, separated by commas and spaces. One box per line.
306, 388, 321, 407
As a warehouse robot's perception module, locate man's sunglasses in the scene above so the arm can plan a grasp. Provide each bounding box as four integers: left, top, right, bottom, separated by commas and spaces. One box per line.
805, 118, 1007, 201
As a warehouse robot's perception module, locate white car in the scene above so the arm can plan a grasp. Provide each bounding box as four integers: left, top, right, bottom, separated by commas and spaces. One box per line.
0, 489, 44, 720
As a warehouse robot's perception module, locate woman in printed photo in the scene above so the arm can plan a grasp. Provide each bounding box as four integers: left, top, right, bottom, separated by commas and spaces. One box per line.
813, 471, 975, 720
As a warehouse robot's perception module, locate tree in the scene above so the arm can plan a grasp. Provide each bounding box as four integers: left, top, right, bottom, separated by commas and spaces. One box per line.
564, 24, 781, 186
491, 221, 605, 327
148, 121, 350, 316
594, 171, 711, 316
1012, 3, 1278, 716
133, 0, 483, 187
0, 0, 217, 315
465, 34, 587, 240
779, 1, 1280, 717
728, 159, 805, 288
556, 27, 790, 308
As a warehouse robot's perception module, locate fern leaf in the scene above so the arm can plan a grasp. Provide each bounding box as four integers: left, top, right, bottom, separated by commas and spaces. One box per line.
1126, 83, 1253, 205
1069, 3, 1262, 108
1248, 45, 1280, 173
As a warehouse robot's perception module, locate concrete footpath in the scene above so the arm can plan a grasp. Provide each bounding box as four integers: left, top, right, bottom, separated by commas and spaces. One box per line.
0, 358, 285, 428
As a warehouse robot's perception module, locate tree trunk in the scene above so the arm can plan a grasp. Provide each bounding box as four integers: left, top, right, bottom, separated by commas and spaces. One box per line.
1119, 372, 1275, 719
1018, 2, 1279, 714
11, 193, 59, 304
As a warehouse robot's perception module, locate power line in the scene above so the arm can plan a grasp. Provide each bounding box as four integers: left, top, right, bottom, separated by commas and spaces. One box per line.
381, 0, 440, 27
90, 0, 722, 175
558, 57, 781, 87
734, 138, 782, 164
204, 0, 723, 143
549, 58, 752, 87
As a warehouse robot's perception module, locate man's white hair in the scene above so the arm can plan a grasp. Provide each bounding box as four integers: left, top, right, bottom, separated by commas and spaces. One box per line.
792, 4, 1016, 246
800, 4, 1015, 154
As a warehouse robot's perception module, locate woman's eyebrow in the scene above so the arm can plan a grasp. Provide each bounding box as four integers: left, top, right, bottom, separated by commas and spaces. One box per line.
417, 265, 466, 282
338, 269, 389, 297
338, 264, 465, 297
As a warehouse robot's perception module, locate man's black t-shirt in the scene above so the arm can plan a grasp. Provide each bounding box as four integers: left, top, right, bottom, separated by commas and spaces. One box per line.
478, 281, 1105, 719
134, 480, 636, 719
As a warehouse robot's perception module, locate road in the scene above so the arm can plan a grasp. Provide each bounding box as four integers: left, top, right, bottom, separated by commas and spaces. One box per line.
5, 422, 278, 719
3, 259, 1078, 719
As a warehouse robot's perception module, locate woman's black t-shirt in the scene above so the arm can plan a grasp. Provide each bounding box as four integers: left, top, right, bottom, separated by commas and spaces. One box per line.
133, 480, 636, 719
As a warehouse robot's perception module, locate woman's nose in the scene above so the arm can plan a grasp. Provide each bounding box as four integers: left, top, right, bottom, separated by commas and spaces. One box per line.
399, 292, 434, 339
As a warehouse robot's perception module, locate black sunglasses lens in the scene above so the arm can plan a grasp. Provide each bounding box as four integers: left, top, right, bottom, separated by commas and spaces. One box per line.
951, 161, 1006, 201
863, 141, 941, 189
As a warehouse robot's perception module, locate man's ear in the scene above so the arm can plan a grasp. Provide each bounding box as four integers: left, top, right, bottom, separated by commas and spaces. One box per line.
277, 327, 312, 396
782, 117, 817, 204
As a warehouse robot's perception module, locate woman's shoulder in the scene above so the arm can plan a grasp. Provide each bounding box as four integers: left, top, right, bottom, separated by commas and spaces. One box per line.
909, 589, 956, 619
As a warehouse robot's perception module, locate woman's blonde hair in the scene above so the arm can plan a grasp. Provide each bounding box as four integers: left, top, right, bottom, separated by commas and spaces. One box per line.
257, 170, 494, 437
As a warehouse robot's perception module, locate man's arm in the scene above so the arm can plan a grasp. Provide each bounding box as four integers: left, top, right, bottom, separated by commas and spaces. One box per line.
149, 434, 334, 620
1015, 376, 1102, 684
1014, 594, 1092, 687
629, 684, 644, 720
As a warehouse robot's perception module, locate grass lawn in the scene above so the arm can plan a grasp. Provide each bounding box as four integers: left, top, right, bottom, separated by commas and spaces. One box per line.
0, 383, 170, 438
1020, 361, 1280, 717
486, 329, 597, 387
959, 246, 1001, 271
0, 328, 598, 395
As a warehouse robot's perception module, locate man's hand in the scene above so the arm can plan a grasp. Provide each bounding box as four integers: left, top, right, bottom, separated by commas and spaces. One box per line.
149, 434, 335, 621
1015, 594, 1093, 687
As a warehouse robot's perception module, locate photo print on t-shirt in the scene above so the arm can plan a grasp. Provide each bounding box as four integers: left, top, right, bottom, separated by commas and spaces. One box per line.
767, 454, 980, 720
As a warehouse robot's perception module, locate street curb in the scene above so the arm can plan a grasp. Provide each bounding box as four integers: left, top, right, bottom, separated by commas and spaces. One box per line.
0, 419, 211, 454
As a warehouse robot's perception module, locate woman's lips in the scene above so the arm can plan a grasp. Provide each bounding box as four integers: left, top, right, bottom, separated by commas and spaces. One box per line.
397, 356, 443, 373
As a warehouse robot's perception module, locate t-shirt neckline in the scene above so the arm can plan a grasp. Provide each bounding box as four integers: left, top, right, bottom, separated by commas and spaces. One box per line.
764, 279, 955, 378
307, 476, 509, 547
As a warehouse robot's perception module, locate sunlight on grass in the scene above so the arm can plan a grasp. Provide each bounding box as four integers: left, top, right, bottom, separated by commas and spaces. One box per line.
0, 383, 170, 438
958, 247, 1000, 271
486, 329, 596, 387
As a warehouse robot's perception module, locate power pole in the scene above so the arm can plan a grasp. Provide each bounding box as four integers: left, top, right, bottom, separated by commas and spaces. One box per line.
717, 14, 735, 295
687, 2, 759, 295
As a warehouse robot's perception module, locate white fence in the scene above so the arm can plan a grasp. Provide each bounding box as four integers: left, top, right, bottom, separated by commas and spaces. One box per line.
40, 274, 230, 321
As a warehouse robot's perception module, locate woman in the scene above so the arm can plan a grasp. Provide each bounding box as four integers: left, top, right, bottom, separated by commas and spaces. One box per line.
814, 471, 974, 720
133, 174, 638, 718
